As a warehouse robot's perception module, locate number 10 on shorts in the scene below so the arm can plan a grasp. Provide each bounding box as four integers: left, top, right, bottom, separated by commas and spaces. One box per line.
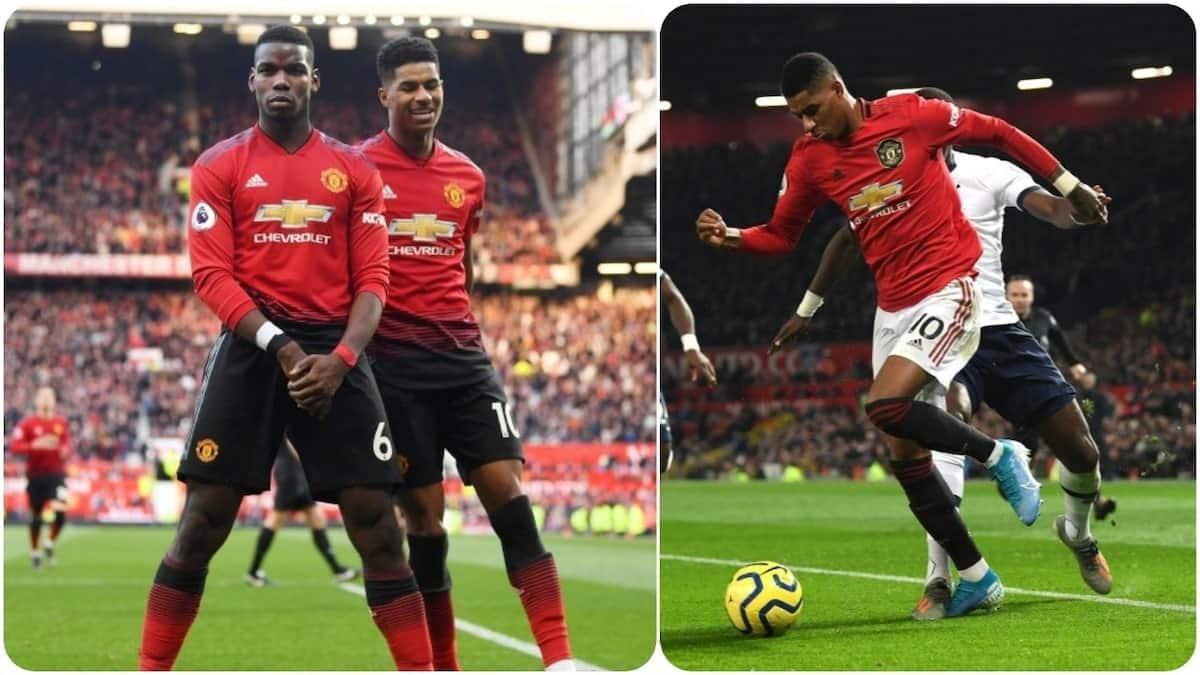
491, 401, 520, 439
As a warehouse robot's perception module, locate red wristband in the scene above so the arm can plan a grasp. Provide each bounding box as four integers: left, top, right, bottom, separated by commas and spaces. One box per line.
332, 343, 358, 369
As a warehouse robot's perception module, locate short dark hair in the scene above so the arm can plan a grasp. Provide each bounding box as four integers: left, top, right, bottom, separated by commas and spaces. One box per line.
1006, 274, 1034, 285
914, 87, 954, 103
376, 37, 440, 84
256, 25, 315, 65
780, 52, 838, 98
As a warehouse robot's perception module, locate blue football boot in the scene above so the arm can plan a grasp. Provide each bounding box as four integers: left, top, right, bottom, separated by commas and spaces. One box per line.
946, 568, 1004, 617
988, 439, 1042, 525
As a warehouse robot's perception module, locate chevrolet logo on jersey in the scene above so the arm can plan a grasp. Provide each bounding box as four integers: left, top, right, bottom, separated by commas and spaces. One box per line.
848, 181, 904, 212
389, 214, 457, 241
254, 201, 335, 229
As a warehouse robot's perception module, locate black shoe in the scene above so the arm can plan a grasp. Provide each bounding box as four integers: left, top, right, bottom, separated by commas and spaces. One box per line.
1094, 496, 1117, 521
333, 568, 360, 583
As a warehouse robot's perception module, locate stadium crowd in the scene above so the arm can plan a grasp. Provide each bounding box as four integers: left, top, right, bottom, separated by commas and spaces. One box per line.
5, 286, 656, 463
4, 65, 557, 263
662, 113, 1195, 480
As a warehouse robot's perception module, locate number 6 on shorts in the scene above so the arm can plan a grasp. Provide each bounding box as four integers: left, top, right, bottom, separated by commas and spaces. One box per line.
372, 421, 394, 461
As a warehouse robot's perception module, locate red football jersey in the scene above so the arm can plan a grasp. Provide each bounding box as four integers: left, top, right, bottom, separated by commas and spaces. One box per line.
188, 126, 390, 329
740, 94, 1062, 311
10, 415, 70, 476
359, 133, 492, 387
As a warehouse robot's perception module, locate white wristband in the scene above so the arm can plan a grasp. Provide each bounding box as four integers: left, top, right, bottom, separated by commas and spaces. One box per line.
254, 321, 284, 351
680, 333, 700, 352
1052, 170, 1080, 197
795, 290, 824, 318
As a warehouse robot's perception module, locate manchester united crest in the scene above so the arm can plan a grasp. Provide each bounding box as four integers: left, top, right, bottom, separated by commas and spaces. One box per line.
195, 438, 219, 463
321, 168, 349, 193
444, 182, 466, 208
876, 138, 904, 168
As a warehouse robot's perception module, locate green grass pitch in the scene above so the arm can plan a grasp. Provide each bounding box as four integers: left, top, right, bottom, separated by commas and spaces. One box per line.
661, 480, 1195, 670
4, 527, 655, 670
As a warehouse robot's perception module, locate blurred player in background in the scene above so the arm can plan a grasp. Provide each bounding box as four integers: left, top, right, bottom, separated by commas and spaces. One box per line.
10, 386, 71, 570
697, 52, 1108, 618
1006, 276, 1118, 520
770, 87, 1114, 617
137, 26, 432, 670
359, 37, 572, 671
660, 270, 718, 474
244, 440, 360, 587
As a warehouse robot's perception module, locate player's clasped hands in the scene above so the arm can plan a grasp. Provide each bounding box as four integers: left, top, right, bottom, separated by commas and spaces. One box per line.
696, 208, 729, 246
1068, 183, 1111, 226
287, 354, 350, 420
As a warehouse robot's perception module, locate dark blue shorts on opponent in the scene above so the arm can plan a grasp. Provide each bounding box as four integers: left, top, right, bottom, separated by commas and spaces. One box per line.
953, 322, 1077, 428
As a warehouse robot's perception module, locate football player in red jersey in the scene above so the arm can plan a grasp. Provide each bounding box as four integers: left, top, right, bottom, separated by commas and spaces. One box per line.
696, 53, 1107, 618
10, 386, 71, 570
359, 37, 573, 671
137, 26, 432, 670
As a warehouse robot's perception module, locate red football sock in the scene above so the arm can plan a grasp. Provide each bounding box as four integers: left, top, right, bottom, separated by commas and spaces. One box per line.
365, 571, 433, 671
138, 558, 206, 670
509, 555, 571, 668
423, 591, 460, 671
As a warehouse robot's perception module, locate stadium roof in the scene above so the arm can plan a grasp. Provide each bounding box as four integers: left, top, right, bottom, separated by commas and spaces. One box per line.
661, 4, 1196, 111
13, 0, 660, 31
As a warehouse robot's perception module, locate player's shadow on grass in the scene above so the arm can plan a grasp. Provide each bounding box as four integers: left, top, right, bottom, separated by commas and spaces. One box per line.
662, 599, 1064, 652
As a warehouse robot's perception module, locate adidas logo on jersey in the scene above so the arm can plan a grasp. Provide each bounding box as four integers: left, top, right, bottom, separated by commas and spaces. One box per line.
382, 184, 397, 199
244, 174, 268, 188
907, 337, 924, 349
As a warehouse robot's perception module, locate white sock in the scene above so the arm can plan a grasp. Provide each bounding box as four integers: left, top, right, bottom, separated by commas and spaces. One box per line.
1059, 461, 1100, 541
926, 535, 952, 583
958, 558, 989, 583
546, 659, 576, 672
984, 441, 1004, 468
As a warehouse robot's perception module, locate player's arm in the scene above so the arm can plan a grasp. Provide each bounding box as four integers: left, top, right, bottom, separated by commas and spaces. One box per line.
288, 163, 389, 416
188, 161, 308, 374
9, 421, 30, 455
915, 98, 1108, 224
464, 178, 484, 295
660, 272, 717, 387
769, 224, 860, 354
1045, 312, 1087, 379
696, 150, 822, 253
1021, 188, 1111, 229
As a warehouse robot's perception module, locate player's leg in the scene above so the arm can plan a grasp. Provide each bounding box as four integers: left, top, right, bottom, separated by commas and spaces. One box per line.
865, 281, 1039, 525
1038, 401, 1112, 594
293, 357, 430, 670
446, 374, 573, 670
140, 328, 283, 669
913, 382, 974, 619
140, 480, 243, 670
43, 488, 68, 567
471, 460, 573, 670
26, 484, 46, 570
659, 390, 674, 474
304, 504, 356, 581
397, 484, 458, 671
383, 385, 459, 670
338, 486, 432, 671
246, 508, 282, 586
987, 323, 1111, 593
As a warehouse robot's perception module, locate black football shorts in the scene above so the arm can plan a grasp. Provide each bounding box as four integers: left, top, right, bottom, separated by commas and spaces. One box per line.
26, 474, 67, 511
374, 362, 524, 488
180, 324, 405, 503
